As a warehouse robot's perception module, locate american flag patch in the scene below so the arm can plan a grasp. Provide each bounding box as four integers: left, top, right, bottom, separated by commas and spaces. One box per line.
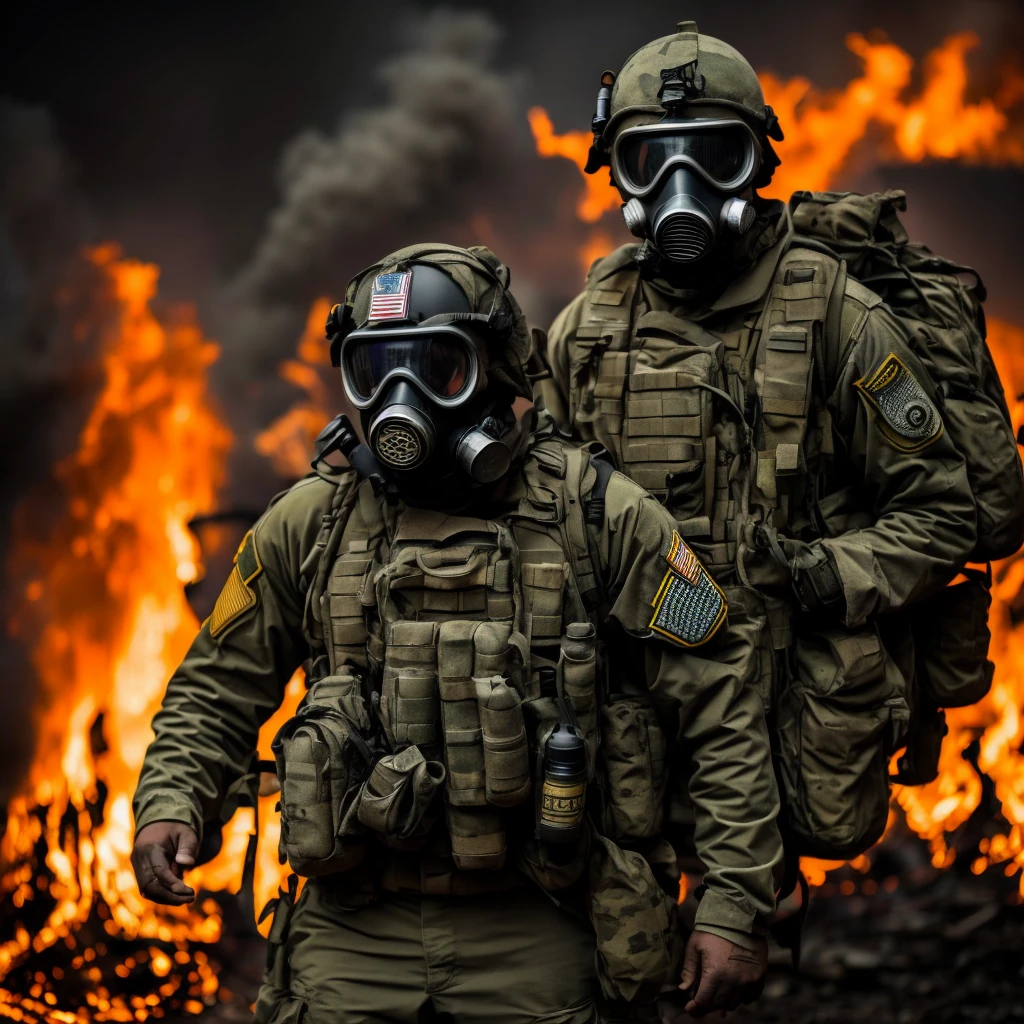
666, 531, 702, 585
369, 271, 411, 320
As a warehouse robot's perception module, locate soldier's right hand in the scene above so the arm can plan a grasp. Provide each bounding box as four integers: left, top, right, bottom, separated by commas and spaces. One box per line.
671, 931, 768, 1018
131, 822, 199, 905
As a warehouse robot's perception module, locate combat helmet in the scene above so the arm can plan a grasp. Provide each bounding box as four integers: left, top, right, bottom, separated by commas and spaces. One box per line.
586, 20, 784, 190
326, 243, 532, 486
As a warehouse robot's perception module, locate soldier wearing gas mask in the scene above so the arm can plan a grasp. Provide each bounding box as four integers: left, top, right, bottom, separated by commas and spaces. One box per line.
132, 244, 783, 1022
541, 19, 981, 979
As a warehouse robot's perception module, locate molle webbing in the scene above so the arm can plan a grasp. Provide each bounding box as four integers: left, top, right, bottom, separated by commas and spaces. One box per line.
572, 264, 641, 462
753, 249, 840, 528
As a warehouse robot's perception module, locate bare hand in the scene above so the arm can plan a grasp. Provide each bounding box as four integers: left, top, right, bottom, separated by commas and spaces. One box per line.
663, 931, 767, 1019
131, 821, 200, 905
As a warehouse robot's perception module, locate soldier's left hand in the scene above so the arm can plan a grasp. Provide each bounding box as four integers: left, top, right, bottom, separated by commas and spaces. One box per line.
669, 931, 768, 1018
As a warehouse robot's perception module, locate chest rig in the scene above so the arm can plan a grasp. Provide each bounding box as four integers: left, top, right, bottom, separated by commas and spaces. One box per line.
291, 441, 615, 887
567, 246, 842, 587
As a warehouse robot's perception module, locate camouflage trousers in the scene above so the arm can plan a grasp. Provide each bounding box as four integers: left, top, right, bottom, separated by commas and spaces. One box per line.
254, 878, 600, 1024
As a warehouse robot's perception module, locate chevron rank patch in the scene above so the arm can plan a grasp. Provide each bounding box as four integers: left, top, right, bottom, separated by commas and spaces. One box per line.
208, 529, 263, 638
648, 531, 727, 647
854, 352, 943, 453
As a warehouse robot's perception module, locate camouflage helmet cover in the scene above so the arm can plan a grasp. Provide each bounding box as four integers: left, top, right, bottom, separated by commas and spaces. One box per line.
588, 21, 784, 178
335, 243, 532, 399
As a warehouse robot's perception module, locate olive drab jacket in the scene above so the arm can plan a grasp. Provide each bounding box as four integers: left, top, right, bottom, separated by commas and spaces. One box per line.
541, 201, 975, 648
133, 433, 784, 961
540, 201, 979, 861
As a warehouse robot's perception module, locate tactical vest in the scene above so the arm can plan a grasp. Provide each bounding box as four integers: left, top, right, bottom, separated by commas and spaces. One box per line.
273, 439, 669, 894
565, 247, 922, 862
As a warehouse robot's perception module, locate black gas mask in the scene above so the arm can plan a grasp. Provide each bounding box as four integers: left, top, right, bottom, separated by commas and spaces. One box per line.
340, 323, 516, 486
332, 264, 521, 495
611, 118, 761, 264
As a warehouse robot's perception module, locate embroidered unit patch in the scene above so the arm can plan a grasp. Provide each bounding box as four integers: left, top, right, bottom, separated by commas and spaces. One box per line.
648, 531, 727, 647
209, 529, 263, 638
369, 271, 412, 321
854, 352, 943, 453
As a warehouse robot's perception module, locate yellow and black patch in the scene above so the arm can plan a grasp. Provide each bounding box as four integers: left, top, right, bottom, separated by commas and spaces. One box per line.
854, 352, 943, 453
648, 531, 727, 648
208, 529, 263, 638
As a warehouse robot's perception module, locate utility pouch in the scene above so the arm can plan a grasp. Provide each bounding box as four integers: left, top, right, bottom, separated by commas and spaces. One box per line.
910, 571, 994, 708
598, 699, 667, 840
588, 830, 680, 1004
381, 620, 441, 754
475, 676, 531, 807
355, 744, 445, 847
777, 624, 909, 859
560, 622, 599, 774
272, 673, 374, 877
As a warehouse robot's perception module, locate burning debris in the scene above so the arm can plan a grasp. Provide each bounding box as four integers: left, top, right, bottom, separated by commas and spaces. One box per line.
1, 21, 1024, 1024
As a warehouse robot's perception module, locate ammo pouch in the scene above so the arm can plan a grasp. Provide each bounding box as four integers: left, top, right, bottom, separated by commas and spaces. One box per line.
776, 624, 909, 859
910, 570, 994, 709
272, 673, 375, 877
598, 700, 667, 840
587, 829, 681, 1005
355, 744, 446, 847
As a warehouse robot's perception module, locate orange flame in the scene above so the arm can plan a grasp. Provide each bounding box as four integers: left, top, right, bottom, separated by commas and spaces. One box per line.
254, 297, 336, 479
1, 245, 233, 1014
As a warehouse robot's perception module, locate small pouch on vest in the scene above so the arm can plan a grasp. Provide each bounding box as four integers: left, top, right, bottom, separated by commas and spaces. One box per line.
910, 571, 994, 708
588, 830, 680, 1004
475, 676, 531, 807
438, 620, 487, 806
597, 699, 667, 840
777, 624, 909, 859
560, 623, 599, 775
381, 620, 440, 754
355, 744, 445, 848
272, 673, 373, 877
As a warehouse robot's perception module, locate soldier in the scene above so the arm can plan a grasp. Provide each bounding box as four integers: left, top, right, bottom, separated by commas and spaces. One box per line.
541, 23, 980, 868
131, 244, 783, 1022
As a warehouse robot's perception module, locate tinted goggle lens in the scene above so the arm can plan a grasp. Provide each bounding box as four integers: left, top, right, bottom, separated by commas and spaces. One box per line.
346, 335, 472, 401
619, 125, 752, 188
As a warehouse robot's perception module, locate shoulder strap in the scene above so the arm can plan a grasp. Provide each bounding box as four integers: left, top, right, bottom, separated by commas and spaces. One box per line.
559, 445, 614, 620
302, 473, 364, 652
752, 247, 841, 528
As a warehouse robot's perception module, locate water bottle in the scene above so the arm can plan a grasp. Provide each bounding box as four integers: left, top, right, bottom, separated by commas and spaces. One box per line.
538, 723, 587, 843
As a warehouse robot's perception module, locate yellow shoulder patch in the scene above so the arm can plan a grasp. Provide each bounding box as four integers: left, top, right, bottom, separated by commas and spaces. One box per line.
648, 531, 727, 648
854, 352, 943, 453
208, 529, 263, 638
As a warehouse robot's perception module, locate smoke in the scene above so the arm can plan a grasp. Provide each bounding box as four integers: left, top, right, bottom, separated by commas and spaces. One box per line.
222, 8, 521, 379
0, 99, 97, 800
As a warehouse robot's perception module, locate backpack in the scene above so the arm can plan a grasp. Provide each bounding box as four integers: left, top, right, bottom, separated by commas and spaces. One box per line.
772, 191, 1021, 862
789, 189, 1024, 563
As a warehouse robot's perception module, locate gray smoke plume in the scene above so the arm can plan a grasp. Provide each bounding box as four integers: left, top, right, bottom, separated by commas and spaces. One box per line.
223, 8, 521, 379
0, 99, 98, 801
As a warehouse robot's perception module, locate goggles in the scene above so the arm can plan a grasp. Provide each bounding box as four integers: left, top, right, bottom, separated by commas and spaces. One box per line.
611, 119, 760, 197
339, 323, 481, 410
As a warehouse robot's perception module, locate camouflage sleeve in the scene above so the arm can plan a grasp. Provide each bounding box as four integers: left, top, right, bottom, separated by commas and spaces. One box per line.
598, 471, 783, 942
809, 289, 977, 626
538, 293, 586, 431
132, 473, 344, 841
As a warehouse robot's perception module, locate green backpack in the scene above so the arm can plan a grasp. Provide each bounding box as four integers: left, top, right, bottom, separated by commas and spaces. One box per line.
790, 189, 1024, 563
774, 191, 1023, 862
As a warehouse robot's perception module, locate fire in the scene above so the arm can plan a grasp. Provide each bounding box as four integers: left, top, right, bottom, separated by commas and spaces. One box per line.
530, 34, 1024, 894
254, 298, 337, 481
761, 32, 1024, 200
1, 245, 234, 1019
